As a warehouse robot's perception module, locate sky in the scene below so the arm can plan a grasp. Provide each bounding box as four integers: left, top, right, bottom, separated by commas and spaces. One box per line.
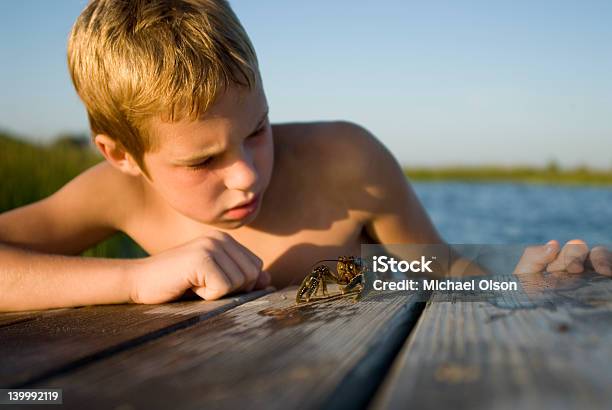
0, 0, 611, 168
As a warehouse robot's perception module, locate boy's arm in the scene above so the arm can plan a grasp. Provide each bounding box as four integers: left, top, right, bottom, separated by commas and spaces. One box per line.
0, 233, 270, 312
0, 163, 126, 255
322, 122, 443, 245
327, 123, 454, 271
0, 163, 138, 310
350, 126, 477, 276
331, 122, 494, 276
0, 244, 134, 311
0, 163, 268, 312
338, 123, 611, 278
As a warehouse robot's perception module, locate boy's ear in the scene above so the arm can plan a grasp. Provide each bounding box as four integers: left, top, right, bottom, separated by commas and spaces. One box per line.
94, 134, 143, 177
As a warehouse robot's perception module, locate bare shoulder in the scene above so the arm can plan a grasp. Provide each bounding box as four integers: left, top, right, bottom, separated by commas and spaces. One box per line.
271, 120, 386, 183
272, 120, 379, 154
0, 160, 145, 254
59, 160, 145, 229
270, 121, 395, 220
270, 121, 442, 244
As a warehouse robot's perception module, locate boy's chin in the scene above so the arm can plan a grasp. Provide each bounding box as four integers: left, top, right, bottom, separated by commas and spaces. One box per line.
214, 219, 248, 229
212, 212, 259, 229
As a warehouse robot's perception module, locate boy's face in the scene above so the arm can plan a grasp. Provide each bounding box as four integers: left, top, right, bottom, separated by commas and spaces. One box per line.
140, 83, 273, 229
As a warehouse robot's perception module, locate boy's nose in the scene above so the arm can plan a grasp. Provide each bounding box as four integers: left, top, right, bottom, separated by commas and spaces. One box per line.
223, 156, 258, 192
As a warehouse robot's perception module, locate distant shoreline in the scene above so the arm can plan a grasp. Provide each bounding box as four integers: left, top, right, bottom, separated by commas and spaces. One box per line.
405, 166, 612, 186
2, 131, 611, 187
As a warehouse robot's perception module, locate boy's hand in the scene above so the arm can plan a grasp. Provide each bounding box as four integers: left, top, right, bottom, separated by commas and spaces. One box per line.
514, 239, 612, 276
128, 231, 270, 304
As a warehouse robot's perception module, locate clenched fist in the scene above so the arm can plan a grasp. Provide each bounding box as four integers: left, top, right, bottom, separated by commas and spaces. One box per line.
128, 231, 270, 304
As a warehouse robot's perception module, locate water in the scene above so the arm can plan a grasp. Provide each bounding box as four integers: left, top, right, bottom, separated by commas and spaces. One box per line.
412, 181, 612, 246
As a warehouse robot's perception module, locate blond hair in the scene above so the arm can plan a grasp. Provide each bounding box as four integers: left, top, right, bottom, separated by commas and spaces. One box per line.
67, 0, 259, 171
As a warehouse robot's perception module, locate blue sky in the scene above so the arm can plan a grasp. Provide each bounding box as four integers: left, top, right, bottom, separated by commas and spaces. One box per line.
1, 0, 611, 168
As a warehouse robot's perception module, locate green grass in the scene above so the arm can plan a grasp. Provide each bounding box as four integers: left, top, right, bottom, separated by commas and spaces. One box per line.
0, 131, 147, 258
405, 164, 612, 186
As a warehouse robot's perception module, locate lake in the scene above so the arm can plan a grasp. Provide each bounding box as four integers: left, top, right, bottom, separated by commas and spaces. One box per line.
412, 181, 612, 246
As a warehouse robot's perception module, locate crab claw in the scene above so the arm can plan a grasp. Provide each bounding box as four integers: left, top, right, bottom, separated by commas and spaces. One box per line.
296, 265, 330, 304
296, 275, 319, 303
296, 277, 312, 303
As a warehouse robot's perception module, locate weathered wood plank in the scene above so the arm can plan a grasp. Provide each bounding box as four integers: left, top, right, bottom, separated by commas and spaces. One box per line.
372, 273, 612, 410
31, 287, 426, 410
0, 289, 271, 388
0, 308, 81, 328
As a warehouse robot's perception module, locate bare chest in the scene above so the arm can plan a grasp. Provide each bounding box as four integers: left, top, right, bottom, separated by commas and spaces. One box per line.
239, 217, 369, 287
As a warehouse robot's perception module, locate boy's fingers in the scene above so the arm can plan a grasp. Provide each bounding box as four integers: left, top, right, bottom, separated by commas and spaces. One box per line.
225, 236, 264, 272
192, 285, 224, 301
211, 249, 246, 292
588, 246, 612, 277
220, 240, 261, 291
192, 259, 233, 300
514, 240, 560, 275
214, 231, 263, 289
547, 239, 588, 274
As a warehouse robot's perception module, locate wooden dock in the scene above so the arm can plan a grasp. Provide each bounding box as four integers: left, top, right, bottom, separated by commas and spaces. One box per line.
1, 274, 611, 409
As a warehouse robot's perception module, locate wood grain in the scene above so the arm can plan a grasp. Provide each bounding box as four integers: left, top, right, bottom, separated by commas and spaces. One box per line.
0, 289, 271, 388
372, 273, 612, 410
31, 287, 426, 410
0, 310, 64, 328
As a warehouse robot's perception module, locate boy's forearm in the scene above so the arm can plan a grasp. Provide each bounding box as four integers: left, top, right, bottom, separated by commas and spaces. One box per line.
0, 243, 137, 312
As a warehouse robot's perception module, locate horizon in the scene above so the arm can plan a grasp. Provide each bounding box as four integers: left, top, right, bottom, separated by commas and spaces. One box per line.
1, 0, 611, 168
3, 128, 610, 174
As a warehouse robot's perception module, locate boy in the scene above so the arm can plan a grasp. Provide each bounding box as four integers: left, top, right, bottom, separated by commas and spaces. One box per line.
0, 0, 609, 312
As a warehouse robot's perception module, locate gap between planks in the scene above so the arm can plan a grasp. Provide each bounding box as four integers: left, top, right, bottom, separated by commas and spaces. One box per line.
27, 287, 430, 410
371, 273, 612, 410
0, 288, 272, 388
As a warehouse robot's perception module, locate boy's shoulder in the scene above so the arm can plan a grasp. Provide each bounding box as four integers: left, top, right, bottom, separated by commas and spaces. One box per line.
0, 157, 148, 255
272, 120, 376, 152
271, 120, 383, 184
73, 159, 148, 229
267, 120, 392, 223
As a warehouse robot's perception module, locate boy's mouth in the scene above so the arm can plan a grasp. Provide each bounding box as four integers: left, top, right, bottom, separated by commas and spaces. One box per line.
224, 194, 261, 220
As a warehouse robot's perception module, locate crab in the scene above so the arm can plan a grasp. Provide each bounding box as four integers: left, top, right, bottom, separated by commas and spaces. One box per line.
295, 256, 367, 304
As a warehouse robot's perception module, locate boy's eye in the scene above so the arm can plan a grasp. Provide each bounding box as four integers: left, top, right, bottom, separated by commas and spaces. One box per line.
187, 157, 213, 170
185, 126, 265, 171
